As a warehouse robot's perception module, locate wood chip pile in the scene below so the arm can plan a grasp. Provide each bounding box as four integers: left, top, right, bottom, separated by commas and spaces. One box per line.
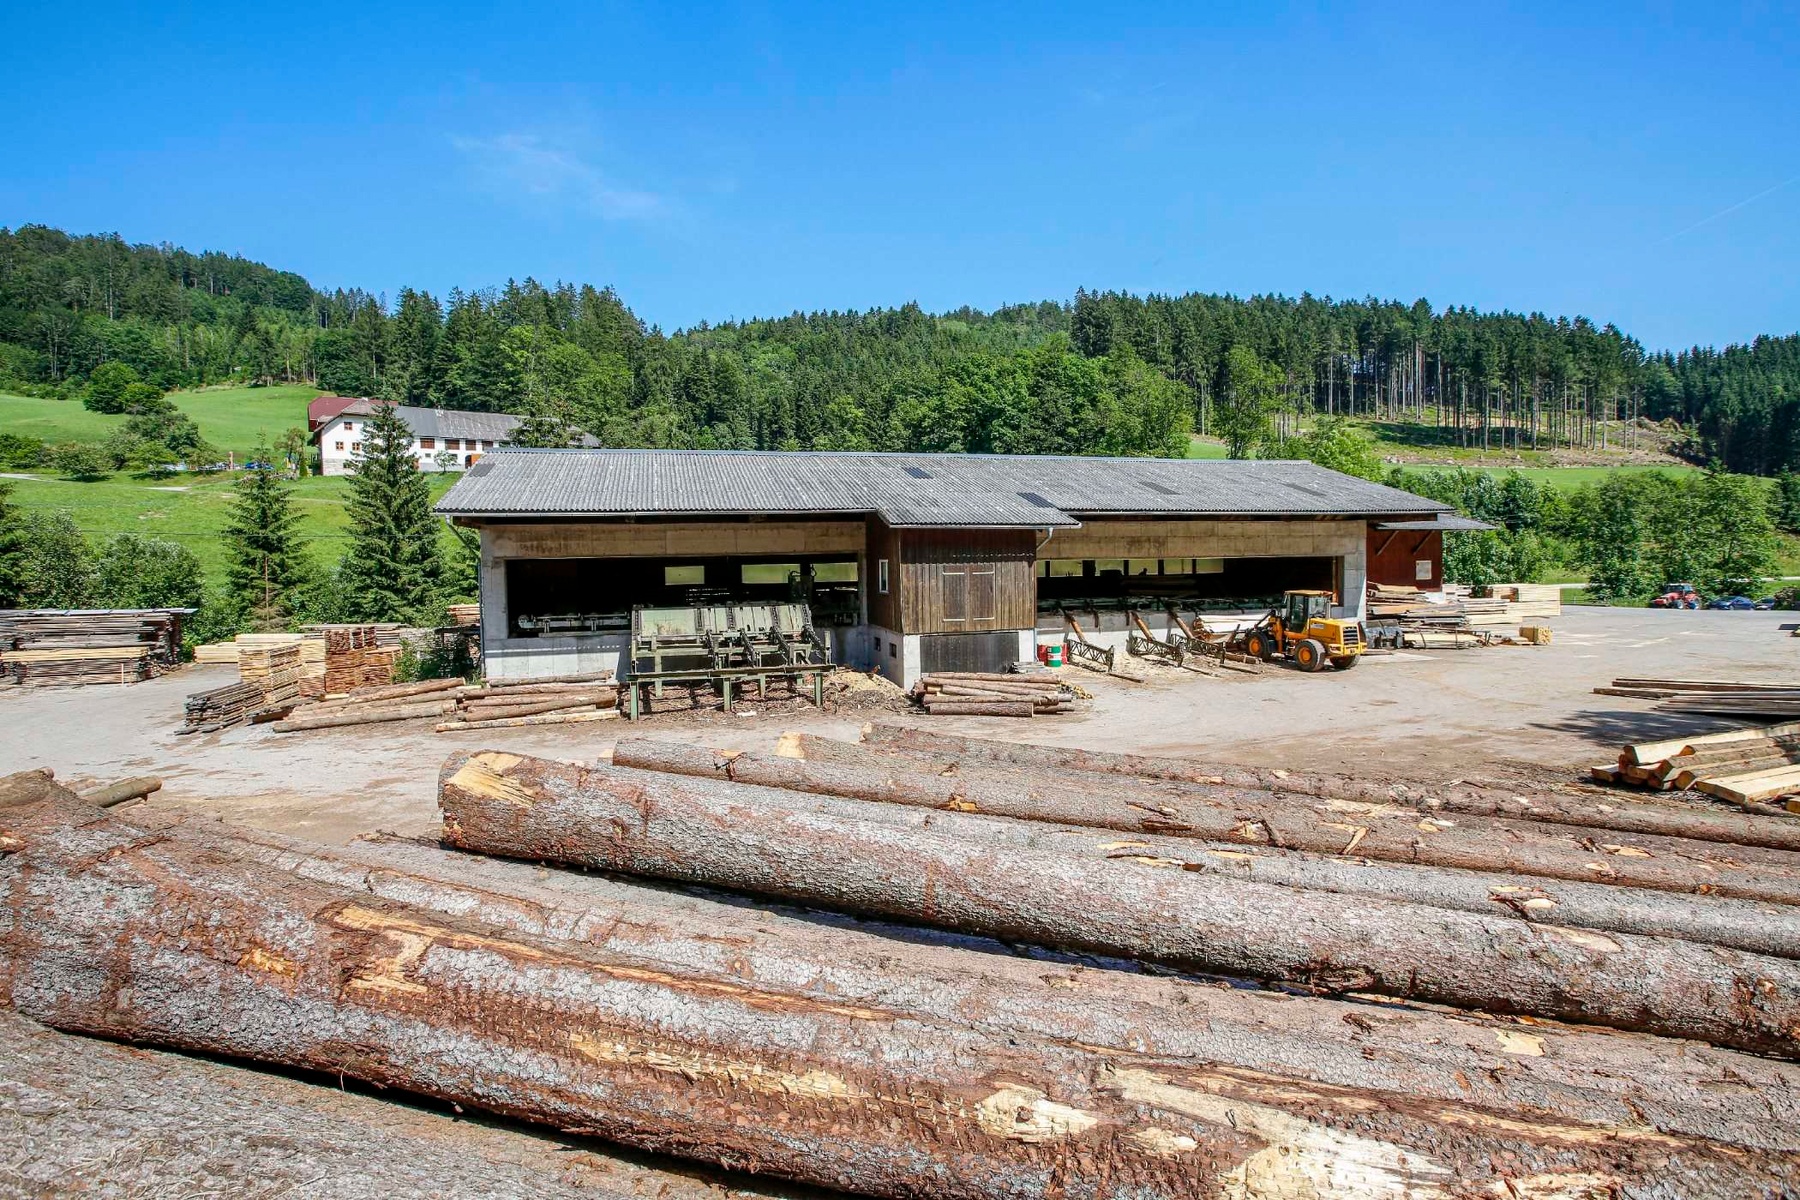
7, 726, 1800, 1198
908, 670, 1078, 717
269, 672, 618, 734
1595, 719, 1800, 812
1596, 676, 1800, 717
0, 609, 185, 686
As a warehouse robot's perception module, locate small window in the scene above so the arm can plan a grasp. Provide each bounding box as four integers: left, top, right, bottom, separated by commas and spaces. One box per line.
877, 559, 890, 594
664, 565, 705, 586
1094, 559, 1124, 576
420, 437, 436, 449
811, 561, 859, 583
742, 562, 802, 585
343, 421, 354, 431
334, 442, 344, 451
351, 442, 361, 452
1195, 558, 1224, 574
889, 641, 897, 659
1047, 559, 1084, 578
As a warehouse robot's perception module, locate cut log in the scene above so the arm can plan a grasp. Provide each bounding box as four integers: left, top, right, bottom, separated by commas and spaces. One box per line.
0, 793, 1252, 1200
440, 754, 1800, 1058
480, 671, 616, 688
1626, 721, 1800, 767
434, 710, 620, 732
0, 1011, 789, 1200
200, 822, 1800, 1157
777, 734, 1800, 905
857, 722, 1800, 852
458, 692, 617, 720
613, 741, 1800, 958
1698, 766, 1800, 806
452, 681, 620, 699
919, 700, 1036, 717
75, 776, 162, 809
271, 699, 455, 732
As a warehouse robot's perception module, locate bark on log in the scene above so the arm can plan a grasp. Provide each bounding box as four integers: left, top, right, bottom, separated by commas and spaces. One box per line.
440, 753, 1800, 1058
784, 734, 1800, 906
619, 740, 1800, 958
0, 794, 1267, 1200
76, 775, 162, 808
861, 722, 1800, 852
453, 681, 621, 699
481, 671, 616, 687
0, 1011, 797, 1200
434, 710, 619, 732
272, 699, 455, 732
207, 823, 1800, 1155
459, 692, 617, 720
337, 677, 465, 703
920, 701, 1036, 717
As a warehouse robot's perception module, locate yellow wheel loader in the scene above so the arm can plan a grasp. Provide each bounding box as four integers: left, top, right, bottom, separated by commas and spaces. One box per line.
1240, 590, 1364, 672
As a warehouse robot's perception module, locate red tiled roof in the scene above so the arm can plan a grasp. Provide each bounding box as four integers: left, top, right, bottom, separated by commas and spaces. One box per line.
307, 395, 373, 430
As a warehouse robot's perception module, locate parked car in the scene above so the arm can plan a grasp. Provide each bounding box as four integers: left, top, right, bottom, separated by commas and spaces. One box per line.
1648, 583, 1701, 610
1705, 595, 1757, 610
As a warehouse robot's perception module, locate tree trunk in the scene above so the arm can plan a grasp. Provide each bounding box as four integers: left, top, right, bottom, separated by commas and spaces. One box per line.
191, 824, 1800, 1155
0, 795, 1245, 1200
440, 754, 1800, 1058
854, 723, 1800, 852
616, 740, 1800, 957
0, 1012, 795, 1200
459, 691, 616, 720
788, 735, 1800, 903
272, 700, 455, 731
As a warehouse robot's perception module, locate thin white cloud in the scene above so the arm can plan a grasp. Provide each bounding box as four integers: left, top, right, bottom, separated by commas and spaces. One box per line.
452, 133, 663, 220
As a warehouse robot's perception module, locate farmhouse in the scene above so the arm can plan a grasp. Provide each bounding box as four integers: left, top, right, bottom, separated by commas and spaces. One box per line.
437, 449, 1464, 685
311, 398, 522, 476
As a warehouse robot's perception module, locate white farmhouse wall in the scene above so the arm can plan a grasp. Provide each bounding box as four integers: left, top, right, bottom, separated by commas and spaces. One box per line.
316, 414, 505, 477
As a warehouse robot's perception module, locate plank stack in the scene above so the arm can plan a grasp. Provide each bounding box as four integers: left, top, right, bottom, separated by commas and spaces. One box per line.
1486, 582, 1564, 618
1596, 719, 1800, 812
237, 643, 302, 711
908, 671, 1076, 717
1596, 676, 1800, 718
8, 735, 1800, 1198
192, 633, 328, 696
179, 680, 268, 733
0, 609, 186, 686
316, 625, 385, 693
445, 603, 481, 627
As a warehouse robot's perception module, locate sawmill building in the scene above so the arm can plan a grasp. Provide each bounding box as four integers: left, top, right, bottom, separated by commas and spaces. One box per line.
434, 448, 1460, 684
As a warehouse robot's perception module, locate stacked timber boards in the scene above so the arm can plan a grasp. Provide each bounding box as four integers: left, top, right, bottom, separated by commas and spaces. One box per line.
0, 609, 185, 686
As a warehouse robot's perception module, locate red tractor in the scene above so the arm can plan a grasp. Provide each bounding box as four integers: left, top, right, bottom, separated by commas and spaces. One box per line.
1648, 583, 1701, 610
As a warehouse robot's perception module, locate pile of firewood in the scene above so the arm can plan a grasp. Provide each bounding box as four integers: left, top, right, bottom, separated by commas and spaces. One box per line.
908, 671, 1077, 717
1595, 719, 1800, 812
269, 672, 618, 733
8, 724, 1800, 1197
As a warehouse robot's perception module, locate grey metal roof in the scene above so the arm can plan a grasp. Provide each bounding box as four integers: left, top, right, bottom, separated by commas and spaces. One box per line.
436, 449, 1451, 528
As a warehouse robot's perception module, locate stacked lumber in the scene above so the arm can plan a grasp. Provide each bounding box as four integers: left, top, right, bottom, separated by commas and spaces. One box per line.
6, 769, 1800, 1197
1597, 676, 1800, 717
908, 671, 1075, 717
0, 609, 184, 686
445, 602, 480, 626
238, 642, 302, 710
318, 625, 379, 693
180, 680, 267, 733
1599, 719, 1800, 813
1487, 582, 1564, 617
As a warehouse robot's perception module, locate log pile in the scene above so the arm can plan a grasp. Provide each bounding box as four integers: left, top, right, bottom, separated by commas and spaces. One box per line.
269, 672, 622, 733
908, 671, 1076, 717
0, 608, 185, 686
1597, 675, 1800, 717
5, 768, 1799, 1198
1597, 719, 1800, 813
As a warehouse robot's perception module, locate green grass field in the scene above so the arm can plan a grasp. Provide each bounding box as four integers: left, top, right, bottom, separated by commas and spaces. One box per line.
0, 383, 319, 458
0, 470, 459, 585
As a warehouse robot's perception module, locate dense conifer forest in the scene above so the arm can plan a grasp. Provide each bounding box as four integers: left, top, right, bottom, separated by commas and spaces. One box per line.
2, 224, 1796, 472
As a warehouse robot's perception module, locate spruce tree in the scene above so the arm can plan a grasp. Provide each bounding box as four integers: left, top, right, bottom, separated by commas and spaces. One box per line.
338, 403, 447, 623
0, 482, 29, 607
223, 445, 304, 625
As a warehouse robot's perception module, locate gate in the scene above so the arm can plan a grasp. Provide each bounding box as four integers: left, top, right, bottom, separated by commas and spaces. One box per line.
918, 631, 1016, 675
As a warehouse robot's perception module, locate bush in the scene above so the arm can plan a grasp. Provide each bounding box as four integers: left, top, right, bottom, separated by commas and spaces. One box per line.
82, 362, 143, 414
93, 534, 207, 610
52, 442, 112, 480
0, 433, 48, 470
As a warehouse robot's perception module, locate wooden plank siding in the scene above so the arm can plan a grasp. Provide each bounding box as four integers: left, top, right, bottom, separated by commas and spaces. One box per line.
484, 520, 866, 560
1367, 526, 1444, 590
866, 518, 903, 631
898, 530, 1036, 634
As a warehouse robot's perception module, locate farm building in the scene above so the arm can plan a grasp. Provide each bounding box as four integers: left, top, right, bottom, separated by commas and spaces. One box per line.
435, 449, 1462, 684
311, 398, 522, 476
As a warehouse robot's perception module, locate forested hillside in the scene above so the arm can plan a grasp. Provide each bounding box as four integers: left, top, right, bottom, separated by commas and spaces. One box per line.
3, 224, 1796, 472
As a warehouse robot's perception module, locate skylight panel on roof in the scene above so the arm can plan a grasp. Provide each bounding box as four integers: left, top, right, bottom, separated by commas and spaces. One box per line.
1139, 481, 1180, 496
1017, 491, 1057, 508
904, 466, 934, 479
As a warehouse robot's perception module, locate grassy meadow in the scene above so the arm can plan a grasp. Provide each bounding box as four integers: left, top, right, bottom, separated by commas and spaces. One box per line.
0, 383, 320, 459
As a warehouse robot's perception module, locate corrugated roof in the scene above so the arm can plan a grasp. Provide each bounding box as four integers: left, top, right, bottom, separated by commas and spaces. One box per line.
1374, 515, 1496, 532
435, 449, 1451, 528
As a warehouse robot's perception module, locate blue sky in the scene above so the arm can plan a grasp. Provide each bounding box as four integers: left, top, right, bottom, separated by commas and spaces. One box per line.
2, 1, 1795, 349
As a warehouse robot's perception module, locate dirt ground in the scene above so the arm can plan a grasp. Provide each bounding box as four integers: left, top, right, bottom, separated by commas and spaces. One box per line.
4, 606, 1795, 845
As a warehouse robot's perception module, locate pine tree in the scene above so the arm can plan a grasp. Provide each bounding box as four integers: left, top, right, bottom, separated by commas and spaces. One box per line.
338, 403, 447, 622
224, 445, 304, 625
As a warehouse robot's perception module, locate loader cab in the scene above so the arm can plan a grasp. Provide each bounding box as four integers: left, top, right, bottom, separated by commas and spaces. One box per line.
1283, 590, 1332, 632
